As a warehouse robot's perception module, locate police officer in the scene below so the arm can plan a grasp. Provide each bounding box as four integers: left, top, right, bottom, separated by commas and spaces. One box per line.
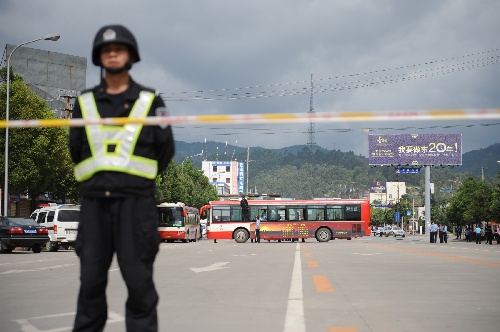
69, 25, 175, 332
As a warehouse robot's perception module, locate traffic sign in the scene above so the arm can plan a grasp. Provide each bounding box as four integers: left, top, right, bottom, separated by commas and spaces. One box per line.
395, 168, 421, 174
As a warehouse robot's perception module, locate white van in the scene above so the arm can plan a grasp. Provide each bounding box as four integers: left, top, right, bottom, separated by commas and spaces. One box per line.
36, 205, 80, 251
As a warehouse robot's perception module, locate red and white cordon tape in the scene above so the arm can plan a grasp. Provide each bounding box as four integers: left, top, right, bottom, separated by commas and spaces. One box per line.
0, 108, 499, 128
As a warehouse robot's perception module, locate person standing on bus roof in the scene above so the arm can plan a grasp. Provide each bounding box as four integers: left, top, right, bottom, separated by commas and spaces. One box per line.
240, 195, 249, 221
69, 24, 175, 332
255, 215, 261, 243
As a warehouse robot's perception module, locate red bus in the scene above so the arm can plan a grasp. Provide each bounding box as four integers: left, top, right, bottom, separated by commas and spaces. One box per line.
205, 199, 370, 243
157, 202, 201, 242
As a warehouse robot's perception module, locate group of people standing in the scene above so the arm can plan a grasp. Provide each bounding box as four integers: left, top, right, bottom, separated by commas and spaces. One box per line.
429, 222, 448, 243
462, 225, 498, 245
444, 225, 500, 245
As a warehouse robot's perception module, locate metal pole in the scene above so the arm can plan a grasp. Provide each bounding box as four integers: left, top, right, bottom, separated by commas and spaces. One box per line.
425, 166, 431, 235
4, 34, 60, 216
246, 147, 249, 194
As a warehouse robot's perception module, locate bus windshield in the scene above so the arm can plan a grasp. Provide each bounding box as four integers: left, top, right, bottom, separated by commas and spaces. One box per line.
158, 207, 184, 227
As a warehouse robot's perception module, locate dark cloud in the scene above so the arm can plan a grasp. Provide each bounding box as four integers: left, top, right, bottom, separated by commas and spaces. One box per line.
1, 0, 499, 156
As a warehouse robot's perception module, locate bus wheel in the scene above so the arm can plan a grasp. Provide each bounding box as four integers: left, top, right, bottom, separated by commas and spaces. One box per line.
315, 227, 332, 242
233, 229, 250, 243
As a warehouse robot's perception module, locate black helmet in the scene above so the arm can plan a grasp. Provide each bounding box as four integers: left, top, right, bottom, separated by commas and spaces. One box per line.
92, 24, 140, 66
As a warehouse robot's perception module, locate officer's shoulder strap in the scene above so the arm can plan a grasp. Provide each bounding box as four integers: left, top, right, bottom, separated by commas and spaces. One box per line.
137, 84, 159, 97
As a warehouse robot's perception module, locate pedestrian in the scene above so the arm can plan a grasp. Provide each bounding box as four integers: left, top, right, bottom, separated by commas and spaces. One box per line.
485, 226, 493, 245
442, 223, 448, 243
240, 195, 249, 221
430, 222, 438, 243
255, 215, 261, 243
438, 223, 444, 243
497, 227, 500, 244
475, 225, 482, 244
465, 227, 471, 242
69, 24, 175, 332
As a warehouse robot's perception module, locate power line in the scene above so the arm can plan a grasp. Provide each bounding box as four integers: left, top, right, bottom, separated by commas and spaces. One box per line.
160, 48, 500, 101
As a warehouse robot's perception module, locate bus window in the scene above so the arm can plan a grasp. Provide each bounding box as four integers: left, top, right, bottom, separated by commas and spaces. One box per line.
268, 206, 286, 221
230, 206, 242, 221
158, 207, 183, 227
212, 206, 230, 222
307, 205, 325, 221
249, 207, 261, 220
287, 207, 304, 221
326, 205, 344, 221
345, 205, 361, 221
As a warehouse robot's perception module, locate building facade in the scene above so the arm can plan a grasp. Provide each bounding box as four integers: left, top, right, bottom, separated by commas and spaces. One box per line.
201, 161, 245, 195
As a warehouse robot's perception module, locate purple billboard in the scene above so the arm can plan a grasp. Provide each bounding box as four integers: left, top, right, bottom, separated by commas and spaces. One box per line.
369, 134, 462, 166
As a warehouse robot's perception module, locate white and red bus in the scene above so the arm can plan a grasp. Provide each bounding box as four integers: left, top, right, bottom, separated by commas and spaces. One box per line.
205, 199, 370, 243
157, 202, 201, 243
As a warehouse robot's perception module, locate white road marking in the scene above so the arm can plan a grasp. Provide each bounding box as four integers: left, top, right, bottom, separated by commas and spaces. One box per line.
190, 262, 229, 273
284, 243, 305, 332
0, 264, 75, 275
352, 252, 381, 256
12, 311, 124, 332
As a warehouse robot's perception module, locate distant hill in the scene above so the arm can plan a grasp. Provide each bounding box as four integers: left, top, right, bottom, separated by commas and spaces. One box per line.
455, 143, 500, 178
175, 140, 500, 179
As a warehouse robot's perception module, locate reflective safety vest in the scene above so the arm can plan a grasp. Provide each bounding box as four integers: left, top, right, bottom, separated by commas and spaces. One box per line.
74, 90, 158, 182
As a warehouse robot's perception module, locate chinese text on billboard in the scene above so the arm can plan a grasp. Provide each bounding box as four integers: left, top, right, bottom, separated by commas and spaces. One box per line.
368, 134, 462, 166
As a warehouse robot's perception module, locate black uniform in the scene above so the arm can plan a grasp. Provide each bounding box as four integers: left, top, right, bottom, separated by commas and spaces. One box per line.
69, 79, 174, 332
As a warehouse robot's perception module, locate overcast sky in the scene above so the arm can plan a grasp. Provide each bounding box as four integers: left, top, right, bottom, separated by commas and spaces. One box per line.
1, 0, 499, 157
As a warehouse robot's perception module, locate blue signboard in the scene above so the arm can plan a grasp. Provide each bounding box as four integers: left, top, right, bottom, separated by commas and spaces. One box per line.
237, 162, 245, 194
394, 211, 400, 223
395, 168, 421, 174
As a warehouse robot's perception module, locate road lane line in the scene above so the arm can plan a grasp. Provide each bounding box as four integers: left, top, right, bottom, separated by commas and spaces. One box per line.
284, 243, 305, 332
368, 243, 500, 267
328, 327, 359, 332
312, 275, 334, 293
307, 261, 318, 268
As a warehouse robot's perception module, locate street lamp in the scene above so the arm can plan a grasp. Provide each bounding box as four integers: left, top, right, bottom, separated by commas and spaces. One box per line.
181, 151, 203, 174
4, 34, 60, 216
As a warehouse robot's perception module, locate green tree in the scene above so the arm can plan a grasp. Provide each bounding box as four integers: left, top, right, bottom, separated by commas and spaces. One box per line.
155, 160, 218, 209
490, 172, 500, 223
0, 77, 79, 211
446, 177, 493, 226
0, 66, 23, 83
370, 207, 393, 226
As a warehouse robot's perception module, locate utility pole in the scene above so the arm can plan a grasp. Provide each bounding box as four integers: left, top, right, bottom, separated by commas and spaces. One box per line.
307, 74, 316, 154
246, 147, 250, 195
60, 94, 76, 119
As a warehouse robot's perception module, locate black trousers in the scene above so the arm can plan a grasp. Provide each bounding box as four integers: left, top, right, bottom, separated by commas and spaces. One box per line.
255, 229, 260, 243
242, 209, 249, 221
73, 196, 160, 332
430, 231, 437, 243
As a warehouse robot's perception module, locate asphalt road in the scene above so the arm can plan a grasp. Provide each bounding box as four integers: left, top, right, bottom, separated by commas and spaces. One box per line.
1, 234, 499, 332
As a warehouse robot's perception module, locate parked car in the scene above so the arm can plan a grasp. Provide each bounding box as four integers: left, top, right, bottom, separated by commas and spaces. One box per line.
0, 217, 49, 253
391, 226, 406, 238
36, 204, 80, 251
375, 227, 384, 236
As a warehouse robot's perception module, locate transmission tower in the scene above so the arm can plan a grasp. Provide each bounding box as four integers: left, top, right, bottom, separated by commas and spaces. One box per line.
307, 74, 316, 153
